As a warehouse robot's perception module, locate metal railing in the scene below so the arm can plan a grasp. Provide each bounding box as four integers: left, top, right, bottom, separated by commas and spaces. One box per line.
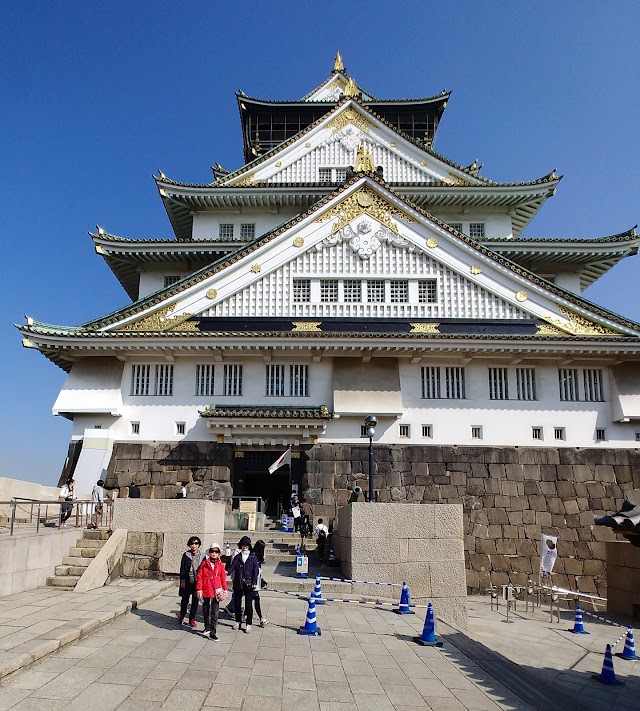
0, 497, 113, 535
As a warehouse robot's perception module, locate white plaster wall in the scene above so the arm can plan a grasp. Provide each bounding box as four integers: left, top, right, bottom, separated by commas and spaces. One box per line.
418, 211, 514, 240
139, 270, 191, 299
192, 210, 300, 241
0, 529, 83, 597
554, 272, 582, 294
54, 358, 124, 416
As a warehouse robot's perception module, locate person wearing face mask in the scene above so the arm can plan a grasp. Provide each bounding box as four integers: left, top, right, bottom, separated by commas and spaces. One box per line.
178, 536, 206, 626
196, 545, 228, 640
226, 536, 259, 633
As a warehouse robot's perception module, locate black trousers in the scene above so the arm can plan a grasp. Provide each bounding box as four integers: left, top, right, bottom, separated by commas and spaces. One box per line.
317, 538, 326, 561
61, 503, 73, 523
179, 583, 199, 620
234, 588, 254, 625
202, 597, 220, 633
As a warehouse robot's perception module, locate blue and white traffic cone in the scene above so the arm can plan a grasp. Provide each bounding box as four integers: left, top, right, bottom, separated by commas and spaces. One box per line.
311, 573, 324, 605
414, 602, 443, 647
568, 604, 589, 634
394, 582, 414, 615
298, 596, 321, 636
592, 644, 624, 685
617, 628, 638, 661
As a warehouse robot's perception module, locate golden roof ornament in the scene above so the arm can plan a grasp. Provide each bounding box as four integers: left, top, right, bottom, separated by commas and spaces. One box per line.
343, 77, 358, 97
333, 51, 345, 73
354, 143, 375, 173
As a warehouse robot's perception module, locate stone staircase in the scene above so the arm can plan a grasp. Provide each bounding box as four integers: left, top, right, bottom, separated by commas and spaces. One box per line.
46, 529, 111, 589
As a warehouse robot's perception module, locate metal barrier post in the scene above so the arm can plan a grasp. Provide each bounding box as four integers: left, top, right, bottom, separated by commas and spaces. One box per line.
550, 589, 560, 623
10, 500, 16, 535
489, 586, 499, 611
526, 579, 535, 613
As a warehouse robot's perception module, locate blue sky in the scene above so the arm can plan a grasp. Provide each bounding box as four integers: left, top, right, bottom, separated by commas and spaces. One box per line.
2, 2, 638, 484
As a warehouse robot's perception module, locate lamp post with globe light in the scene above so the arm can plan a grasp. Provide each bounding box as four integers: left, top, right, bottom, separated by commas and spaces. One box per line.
364, 415, 377, 502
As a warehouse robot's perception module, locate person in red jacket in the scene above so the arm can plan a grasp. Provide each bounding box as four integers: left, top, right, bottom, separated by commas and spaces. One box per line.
196, 545, 228, 640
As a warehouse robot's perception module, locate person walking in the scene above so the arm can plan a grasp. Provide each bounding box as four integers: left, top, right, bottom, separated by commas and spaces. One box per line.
226, 536, 259, 633
88, 479, 105, 529
251, 540, 269, 628
313, 518, 329, 562
178, 536, 206, 626
301, 499, 313, 538
196, 545, 228, 640
58, 478, 77, 527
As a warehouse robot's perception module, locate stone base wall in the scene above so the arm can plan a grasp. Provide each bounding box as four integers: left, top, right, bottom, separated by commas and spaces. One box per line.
122, 532, 165, 580
606, 542, 640, 618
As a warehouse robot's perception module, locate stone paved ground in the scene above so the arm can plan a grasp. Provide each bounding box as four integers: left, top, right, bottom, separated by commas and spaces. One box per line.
0, 588, 531, 711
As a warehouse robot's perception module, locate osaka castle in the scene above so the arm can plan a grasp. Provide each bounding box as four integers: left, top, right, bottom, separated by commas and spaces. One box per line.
17, 53, 640, 521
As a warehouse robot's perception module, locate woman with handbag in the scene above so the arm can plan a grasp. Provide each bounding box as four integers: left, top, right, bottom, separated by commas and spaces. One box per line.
196, 545, 228, 640
58, 478, 77, 527
178, 536, 206, 626
226, 536, 259, 633
251, 540, 269, 628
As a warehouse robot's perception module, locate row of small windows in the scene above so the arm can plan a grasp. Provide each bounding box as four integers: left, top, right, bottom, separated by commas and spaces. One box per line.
421, 366, 604, 402
447, 222, 485, 239
319, 167, 348, 183
293, 278, 438, 304
364, 424, 608, 442
131, 363, 309, 398
218, 223, 256, 240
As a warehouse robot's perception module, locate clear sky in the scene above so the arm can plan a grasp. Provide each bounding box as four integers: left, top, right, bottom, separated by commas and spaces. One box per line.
2, 2, 638, 484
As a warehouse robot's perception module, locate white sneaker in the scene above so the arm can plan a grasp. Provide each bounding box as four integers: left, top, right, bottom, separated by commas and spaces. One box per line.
245, 625, 252, 634
233, 622, 240, 630
260, 618, 268, 627
202, 630, 210, 638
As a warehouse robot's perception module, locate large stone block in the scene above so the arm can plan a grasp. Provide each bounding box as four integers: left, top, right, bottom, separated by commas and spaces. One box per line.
408, 538, 464, 562
392, 562, 432, 597
125, 531, 163, 557
348, 503, 436, 540
113, 498, 225, 533
430, 561, 467, 597
348, 538, 401, 564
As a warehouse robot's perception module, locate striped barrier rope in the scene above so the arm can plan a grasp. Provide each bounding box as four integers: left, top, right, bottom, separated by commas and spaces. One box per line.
264, 587, 430, 609
318, 576, 402, 587
577, 606, 629, 649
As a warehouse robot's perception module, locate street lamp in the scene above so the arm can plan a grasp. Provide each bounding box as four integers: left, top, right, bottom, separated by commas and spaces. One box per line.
364, 415, 377, 502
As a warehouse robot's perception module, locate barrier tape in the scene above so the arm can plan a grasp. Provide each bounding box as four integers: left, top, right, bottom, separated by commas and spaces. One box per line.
264, 587, 430, 609
318, 576, 402, 587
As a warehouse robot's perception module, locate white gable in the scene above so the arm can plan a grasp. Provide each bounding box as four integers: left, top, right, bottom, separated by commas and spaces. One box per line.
303, 74, 374, 103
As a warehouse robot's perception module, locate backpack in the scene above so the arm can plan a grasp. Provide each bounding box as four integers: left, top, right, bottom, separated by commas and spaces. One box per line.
317, 528, 327, 543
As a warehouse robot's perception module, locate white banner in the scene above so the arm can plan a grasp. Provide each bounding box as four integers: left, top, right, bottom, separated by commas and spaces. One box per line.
539, 535, 558, 580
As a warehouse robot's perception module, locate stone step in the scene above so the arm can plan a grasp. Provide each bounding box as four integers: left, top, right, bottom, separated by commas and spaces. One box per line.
68, 547, 99, 558
62, 556, 91, 567
76, 538, 107, 549
82, 529, 111, 541
55, 565, 88, 577
46, 575, 81, 588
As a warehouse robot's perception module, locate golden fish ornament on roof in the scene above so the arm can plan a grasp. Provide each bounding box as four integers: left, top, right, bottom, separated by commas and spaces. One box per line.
354, 143, 375, 173
333, 51, 344, 73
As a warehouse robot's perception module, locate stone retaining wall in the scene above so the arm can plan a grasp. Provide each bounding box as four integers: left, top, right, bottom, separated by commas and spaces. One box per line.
122, 532, 165, 579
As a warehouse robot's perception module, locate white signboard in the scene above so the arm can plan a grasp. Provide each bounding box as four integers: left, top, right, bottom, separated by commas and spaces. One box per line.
296, 555, 308, 577
539, 535, 558, 580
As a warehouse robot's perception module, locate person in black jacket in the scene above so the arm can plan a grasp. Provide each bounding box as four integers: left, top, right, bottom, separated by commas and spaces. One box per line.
178, 536, 206, 626
226, 536, 259, 633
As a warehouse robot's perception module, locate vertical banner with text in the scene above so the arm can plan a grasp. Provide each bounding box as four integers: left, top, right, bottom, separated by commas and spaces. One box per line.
539, 535, 558, 580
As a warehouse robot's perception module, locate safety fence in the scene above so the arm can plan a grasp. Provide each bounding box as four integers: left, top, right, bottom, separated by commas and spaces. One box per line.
0, 498, 113, 535
318, 576, 402, 587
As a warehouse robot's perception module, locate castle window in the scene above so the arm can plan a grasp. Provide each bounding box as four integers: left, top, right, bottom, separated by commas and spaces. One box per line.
293, 279, 311, 302
164, 275, 181, 288
583, 369, 604, 402
532, 427, 543, 440
390, 280, 409, 303
318, 168, 332, 183
266, 364, 286, 397
265, 364, 309, 397
488, 368, 509, 400
343, 279, 361, 302
516, 368, 536, 400
471, 426, 483, 439
131, 422, 140, 435
318, 167, 348, 183
320, 279, 339, 302
360, 425, 368, 437
176, 422, 186, 436
421, 424, 433, 438
469, 223, 485, 239
558, 368, 578, 401
131, 364, 151, 396
421, 367, 441, 399
445, 367, 466, 399
595, 428, 606, 442
131, 364, 173, 397
448, 222, 463, 232
418, 280, 438, 303
289, 364, 309, 397
367, 279, 385, 302
554, 427, 566, 441
335, 168, 347, 182
240, 223, 256, 240
155, 364, 174, 396
399, 424, 410, 438
195, 364, 215, 397
421, 366, 465, 399
219, 224, 234, 239
223, 364, 242, 396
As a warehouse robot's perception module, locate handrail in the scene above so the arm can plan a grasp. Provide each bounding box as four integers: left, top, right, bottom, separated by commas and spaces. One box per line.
1, 498, 114, 536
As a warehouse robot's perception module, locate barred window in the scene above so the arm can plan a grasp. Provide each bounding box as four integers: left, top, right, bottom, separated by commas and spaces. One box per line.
595, 428, 606, 442
293, 278, 311, 302
469, 223, 485, 239
448, 222, 463, 232
488, 368, 509, 400
266, 364, 286, 397
155, 364, 174, 396
558, 369, 578, 401
418, 280, 438, 303
554, 427, 566, 441
445, 367, 465, 399
399, 424, 410, 437
176, 422, 186, 436
390, 280, 409, 303
532, 427, 543, 440
360, 425, 368, 437
131, 422, 140, 435
421, 424, 433, 438
219, 224, 234, 239
289, 365, 309, 397
195, 364, 215, 397
131, 364, 151, 396
583, 369, 603, 402
223, 364, 242, 396
240, 223, 255, 240
163, 275, 181, 288
367, 279, 385, 302
335, 168, 347, 182
343, 279, 361, 302
421, 366, 441, 399
318, 168, 332, 183
320, 279, 339, 302
471, 426, 483, 439
516, 368, 536, 401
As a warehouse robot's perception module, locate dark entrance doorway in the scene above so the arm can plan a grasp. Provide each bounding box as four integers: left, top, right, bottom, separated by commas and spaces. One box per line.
232, 450, 299, 516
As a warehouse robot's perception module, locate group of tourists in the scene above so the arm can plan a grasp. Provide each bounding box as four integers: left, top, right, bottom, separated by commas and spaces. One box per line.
178, 535, 268, 639
288, 492, 330, 561
58, 477, 106, 529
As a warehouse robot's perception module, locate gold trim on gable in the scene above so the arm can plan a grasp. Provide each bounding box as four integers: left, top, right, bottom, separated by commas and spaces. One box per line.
328, 108, 372, 135
410, 323, 440, 333
536, 323, 566, 336
117, 304, 198, 332
292, 322, 322, 332
315, 186, 415, 235
542, 306, 619, 336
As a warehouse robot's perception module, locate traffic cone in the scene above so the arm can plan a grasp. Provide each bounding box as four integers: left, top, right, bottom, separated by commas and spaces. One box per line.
617, 628, 638, 661
311, 573, 324, 605
568, 604, 589, 634
414, 602, 444, 647
394, 582, 415, 615
298, 596, 321, 636
592, 644, 624, 685
328, 548, 338, 567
